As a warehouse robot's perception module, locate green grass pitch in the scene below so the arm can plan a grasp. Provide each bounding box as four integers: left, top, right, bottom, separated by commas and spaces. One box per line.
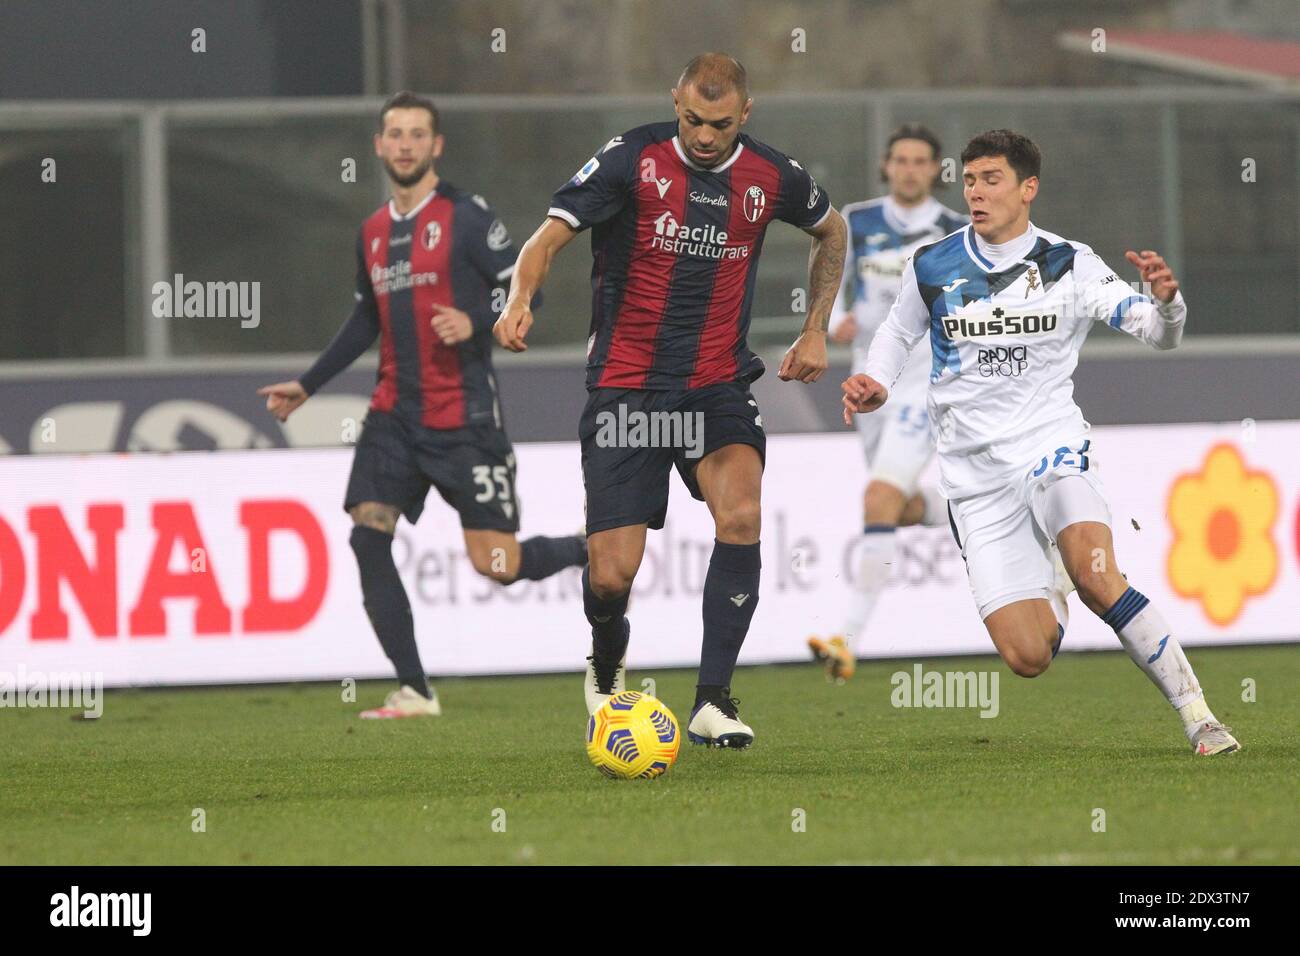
2, 645, 1295, 865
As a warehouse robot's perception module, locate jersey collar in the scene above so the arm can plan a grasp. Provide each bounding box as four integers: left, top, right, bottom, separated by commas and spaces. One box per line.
963, 222, 1037, 273
388, 183, 439, 222
672, 135, 745, 173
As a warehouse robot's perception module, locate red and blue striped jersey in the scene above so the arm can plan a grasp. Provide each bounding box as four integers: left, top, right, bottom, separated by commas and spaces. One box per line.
344, 181, 516, 429
548, 121, 831, 391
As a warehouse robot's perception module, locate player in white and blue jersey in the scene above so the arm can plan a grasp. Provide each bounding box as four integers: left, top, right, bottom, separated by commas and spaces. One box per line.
808, 125, 966, 682
843, 129, 1238, 755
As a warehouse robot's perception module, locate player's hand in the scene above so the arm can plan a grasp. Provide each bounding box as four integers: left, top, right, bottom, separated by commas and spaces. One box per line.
778, 330, 828, 383
431, 303, 474, 345
1124, 249, 1180, 304
841, 373, 888, 425
493, 297, 533, 352
829, 315, 857, 345
257, 380, 308, 423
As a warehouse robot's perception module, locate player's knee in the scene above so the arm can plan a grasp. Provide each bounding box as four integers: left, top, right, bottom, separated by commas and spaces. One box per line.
588, 554, 634, 600
713, 500, 761, 543
864, 481, 906, 524
349, 502, 397, 535
467, 550, 510, 583
1002, 634, 1054, 678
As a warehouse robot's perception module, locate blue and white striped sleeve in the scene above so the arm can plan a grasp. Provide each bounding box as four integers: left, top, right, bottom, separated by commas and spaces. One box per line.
1077, 247, 1185, 350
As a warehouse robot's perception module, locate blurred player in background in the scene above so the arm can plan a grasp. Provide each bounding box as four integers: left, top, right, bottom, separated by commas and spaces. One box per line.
258, 92, 586, 719
807, 124, 966, 682
495, 54, 846, 748
843, 129, 1239, 755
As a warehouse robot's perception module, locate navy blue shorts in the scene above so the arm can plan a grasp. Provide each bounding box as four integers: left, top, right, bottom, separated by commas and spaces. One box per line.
579, 381, 766, 534
344, 410, 520, 531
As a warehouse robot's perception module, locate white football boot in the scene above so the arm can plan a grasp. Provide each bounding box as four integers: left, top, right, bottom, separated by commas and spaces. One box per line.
687, 694, 754, 749
584, 650, 627, 716
1190, 721, 1241, 756
359, 685, 442, 719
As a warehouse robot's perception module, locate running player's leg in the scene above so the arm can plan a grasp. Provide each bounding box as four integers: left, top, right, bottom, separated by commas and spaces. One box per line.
344, 414, 439, 716
678, 382, 766, 747
982, 598, 1060, 677
1043, 477, 1239, 755
825, 361, 946, 677
461, 529, 587, 585
579, 388, 673, 713
424, 425, 587, 585
690, 443, 762, 747
585, 522, 648, 700
949, 483, 1061, 677
810, 398, 882, 677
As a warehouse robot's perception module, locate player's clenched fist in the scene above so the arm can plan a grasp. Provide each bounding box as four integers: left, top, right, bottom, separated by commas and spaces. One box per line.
493, 299, 533, 352
778, 330, 828, 383
257, 380, 308, 423
841, 373, 888, 424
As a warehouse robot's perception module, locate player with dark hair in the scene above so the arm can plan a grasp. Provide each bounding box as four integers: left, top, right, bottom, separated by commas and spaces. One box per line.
495, 53, 847, 748
258, 91, 587, 718
844, 128, 1239, 755
807, 123, 966, 681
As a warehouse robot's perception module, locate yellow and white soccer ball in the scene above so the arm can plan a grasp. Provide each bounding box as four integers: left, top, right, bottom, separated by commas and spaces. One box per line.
586, 691, 680, 780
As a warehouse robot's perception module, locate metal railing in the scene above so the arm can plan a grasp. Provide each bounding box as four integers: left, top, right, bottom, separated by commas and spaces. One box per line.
1, 87, 1297, 367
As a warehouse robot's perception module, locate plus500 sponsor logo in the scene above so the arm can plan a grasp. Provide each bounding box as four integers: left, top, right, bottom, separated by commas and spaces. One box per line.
977, 345, 1029, 377
942, 308, 1058, 343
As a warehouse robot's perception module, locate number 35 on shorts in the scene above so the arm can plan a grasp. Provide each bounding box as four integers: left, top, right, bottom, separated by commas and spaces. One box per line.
1030, 439, 1090, 477
472, 456, 516, 509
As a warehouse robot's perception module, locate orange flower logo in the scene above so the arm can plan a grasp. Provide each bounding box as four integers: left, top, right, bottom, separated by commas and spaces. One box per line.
1167, 443, 1278, 626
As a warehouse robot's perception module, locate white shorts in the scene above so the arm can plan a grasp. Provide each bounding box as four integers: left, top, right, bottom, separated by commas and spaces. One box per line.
947, 436, 1112, 619
853, 347, 934, 496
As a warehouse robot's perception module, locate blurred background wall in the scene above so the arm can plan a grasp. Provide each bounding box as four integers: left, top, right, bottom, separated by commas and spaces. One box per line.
0, 0, 1296, 365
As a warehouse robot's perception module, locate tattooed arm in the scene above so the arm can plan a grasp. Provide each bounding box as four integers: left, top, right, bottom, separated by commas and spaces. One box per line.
778, 207, 847, 383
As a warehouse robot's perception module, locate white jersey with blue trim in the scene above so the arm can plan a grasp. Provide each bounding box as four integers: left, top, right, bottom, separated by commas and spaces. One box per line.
831, 195, 967, 351
864, 222, 1187, 498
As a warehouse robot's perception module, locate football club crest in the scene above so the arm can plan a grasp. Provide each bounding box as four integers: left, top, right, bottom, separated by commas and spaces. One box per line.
423, 221, 442, 251
742, 185, 766, 223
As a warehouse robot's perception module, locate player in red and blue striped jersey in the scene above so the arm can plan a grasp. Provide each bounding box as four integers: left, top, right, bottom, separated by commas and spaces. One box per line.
259, 92, 586, 718
495, 55, 848, 748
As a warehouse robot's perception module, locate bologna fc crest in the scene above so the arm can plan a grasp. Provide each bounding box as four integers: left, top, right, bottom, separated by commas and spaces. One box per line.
423, 221, 442, 251
742, 185, 766, 223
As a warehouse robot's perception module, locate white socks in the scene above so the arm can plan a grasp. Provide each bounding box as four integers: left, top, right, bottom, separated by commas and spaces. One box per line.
844, 525, 895, 650
842, 486, 946, 650
1103, 587, 1215, 739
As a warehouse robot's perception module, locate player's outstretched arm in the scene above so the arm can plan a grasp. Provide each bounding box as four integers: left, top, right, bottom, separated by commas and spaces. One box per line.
494, 217, 577, 352
1124, 249, 1180, 303
257, 380, 308, 423
1083, 248, 1186, 350
779, 207, 847, 383
1121, 249, 1186, 350
856, 257, 929, 406
841, 373, 888, 424
259, 230, 382, 421
258, 297, 379, 422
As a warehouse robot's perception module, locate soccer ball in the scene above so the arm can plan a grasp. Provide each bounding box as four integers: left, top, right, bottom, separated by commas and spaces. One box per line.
586, 691, 680, 780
